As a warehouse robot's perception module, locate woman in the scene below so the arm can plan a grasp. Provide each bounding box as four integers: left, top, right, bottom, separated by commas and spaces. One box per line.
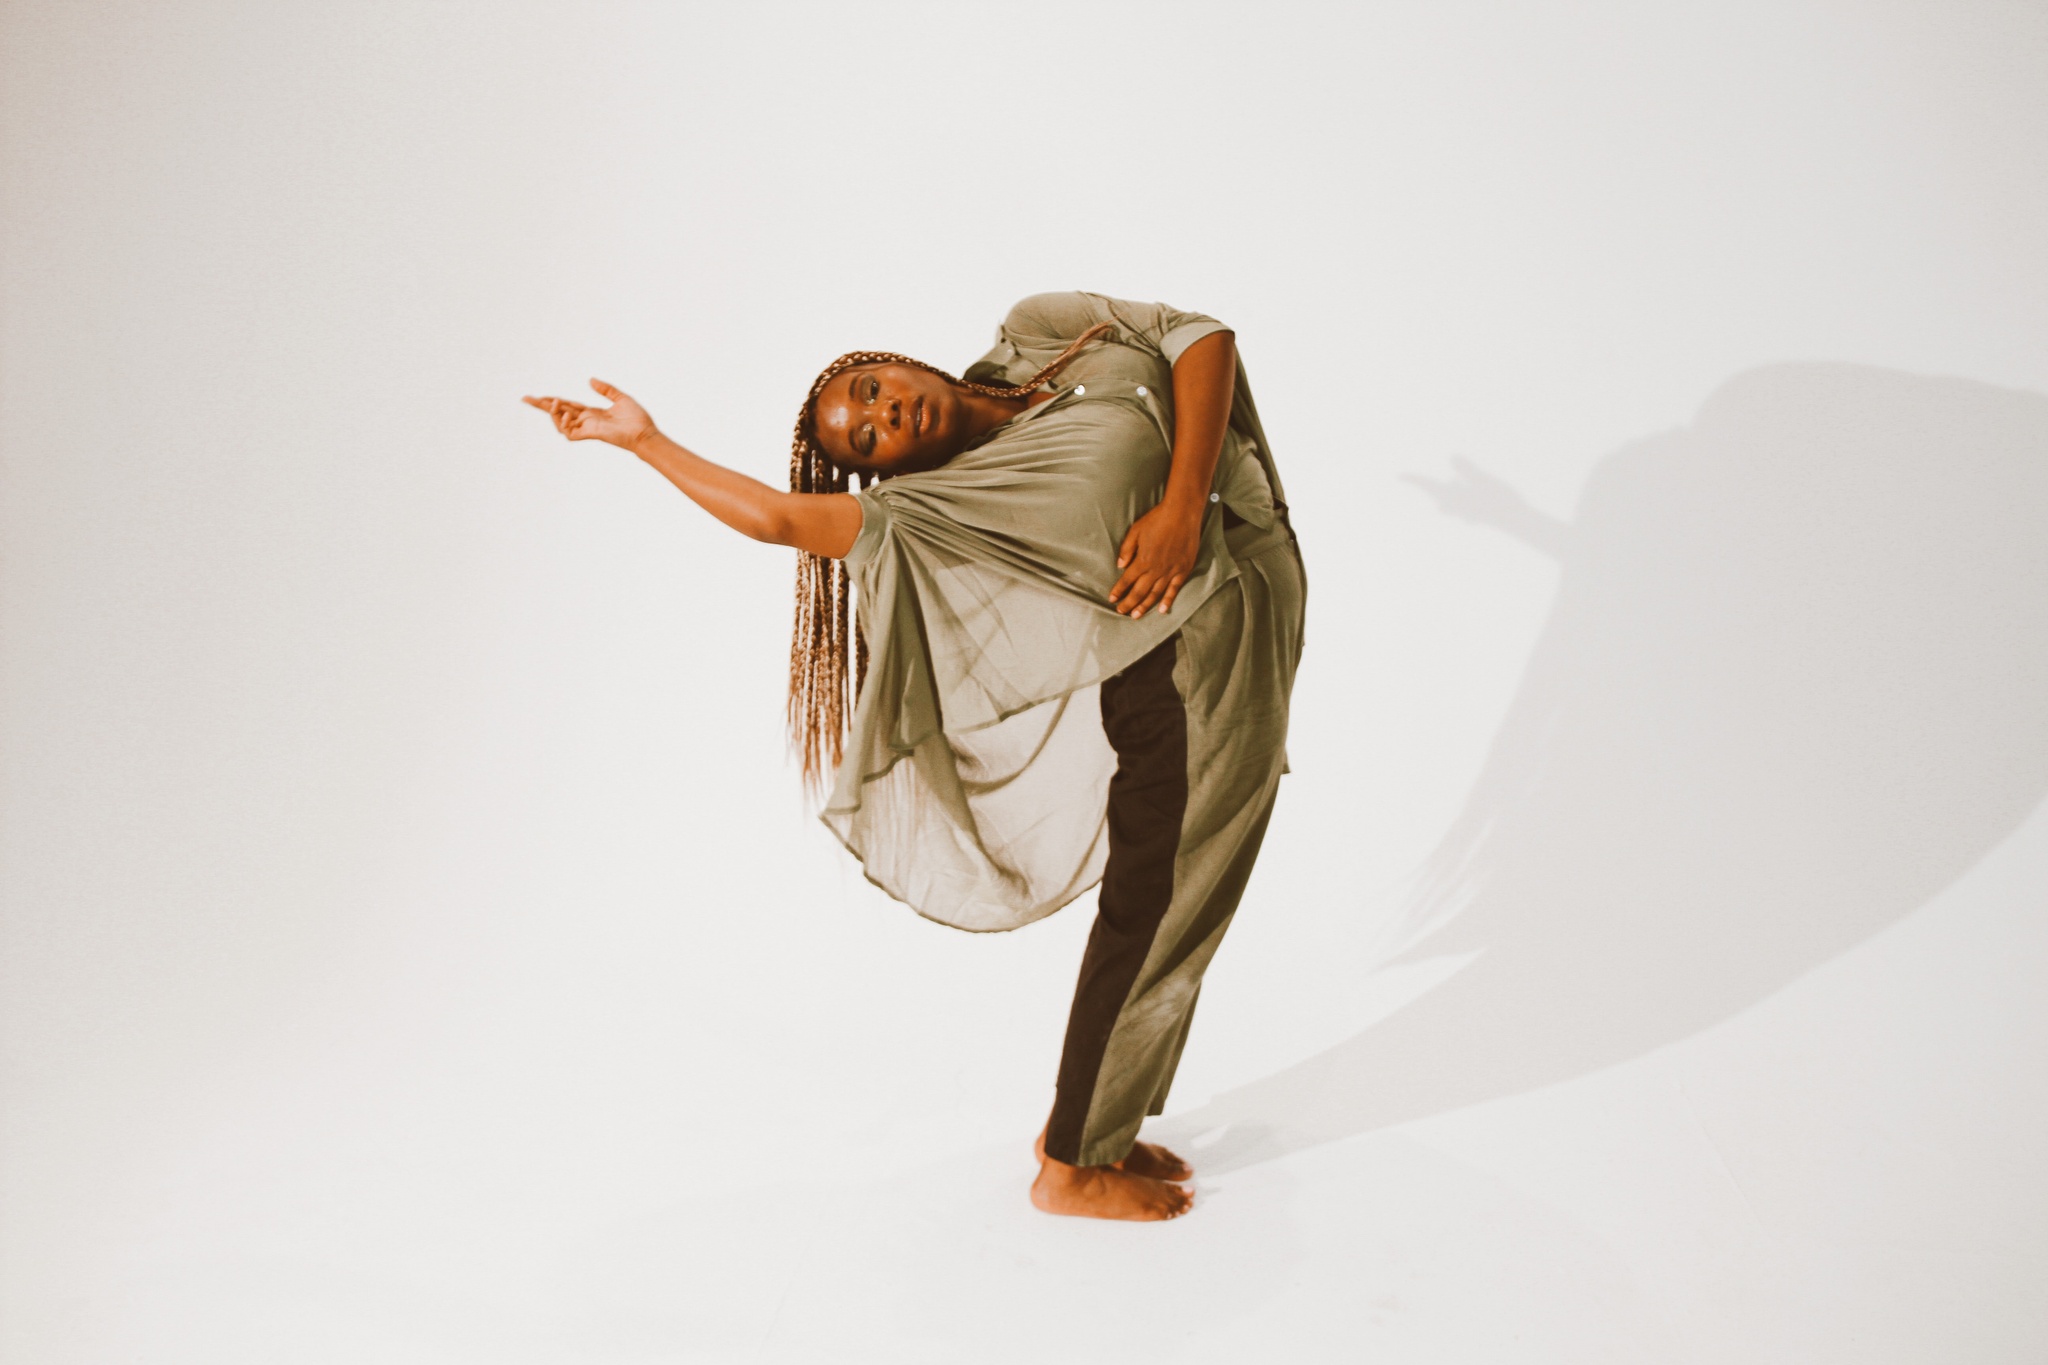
525, 292, 1304, 1222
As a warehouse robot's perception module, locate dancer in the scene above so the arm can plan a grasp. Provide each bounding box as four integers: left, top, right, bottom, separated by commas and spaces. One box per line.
525, 292, 1304, 1221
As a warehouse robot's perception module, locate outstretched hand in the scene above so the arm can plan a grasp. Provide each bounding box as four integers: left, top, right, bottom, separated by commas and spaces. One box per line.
522, 379, 657, 452
1109, 500, 1204, 619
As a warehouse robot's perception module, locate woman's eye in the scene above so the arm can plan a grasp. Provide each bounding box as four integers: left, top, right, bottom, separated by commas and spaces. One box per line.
866, 376, 881, 402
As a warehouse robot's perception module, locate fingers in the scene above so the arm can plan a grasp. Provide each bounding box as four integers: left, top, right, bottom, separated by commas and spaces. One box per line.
524, 396, 588, 417
1135, 563, 1194, 617
523, 395, 588, 439
1129, 577, 1170, 619
1116, 523, 1141, 570
590, 377, 622, 400
1108, 563, 1144, 605
1116, 573, 1161, 617
549, 399, 595, 437
1112, 546, 1197, 616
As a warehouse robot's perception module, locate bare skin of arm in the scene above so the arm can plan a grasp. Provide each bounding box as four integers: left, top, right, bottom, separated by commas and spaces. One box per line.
1107, 328, 1237, 619
529, 328, 1234, 603
522, 380, 862, 558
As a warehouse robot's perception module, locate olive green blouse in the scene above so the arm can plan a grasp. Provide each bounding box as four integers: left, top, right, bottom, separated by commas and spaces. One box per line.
824, 292, 1295, 931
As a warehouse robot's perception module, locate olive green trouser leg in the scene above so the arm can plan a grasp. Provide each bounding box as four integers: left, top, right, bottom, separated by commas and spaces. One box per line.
1044, 527, 1303, 1168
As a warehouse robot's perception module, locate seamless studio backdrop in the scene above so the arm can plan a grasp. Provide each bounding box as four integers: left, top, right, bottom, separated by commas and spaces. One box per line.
4, 3, 2046, 1362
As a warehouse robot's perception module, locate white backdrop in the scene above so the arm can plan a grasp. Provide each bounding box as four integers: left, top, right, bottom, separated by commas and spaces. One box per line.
4, 3, 2046, 1361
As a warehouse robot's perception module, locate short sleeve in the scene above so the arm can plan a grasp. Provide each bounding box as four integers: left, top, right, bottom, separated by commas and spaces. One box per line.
999, 292, 1233, 368
1153, 310, 1232, 366
841, 486, 890, 571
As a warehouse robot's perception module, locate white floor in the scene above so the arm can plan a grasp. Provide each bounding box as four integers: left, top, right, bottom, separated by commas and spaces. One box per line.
16, 793, 2046, 1364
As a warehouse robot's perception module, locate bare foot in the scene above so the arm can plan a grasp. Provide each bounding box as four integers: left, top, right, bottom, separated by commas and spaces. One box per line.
1115, 1140, 1193, 1183
1030, 1127, 1194, 1221
1033, 1128, 1194, 1183
1031, 1157, 1193, 1221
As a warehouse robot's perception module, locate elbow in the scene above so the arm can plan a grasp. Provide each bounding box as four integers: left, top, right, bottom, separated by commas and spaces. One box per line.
751, 509, 797, 548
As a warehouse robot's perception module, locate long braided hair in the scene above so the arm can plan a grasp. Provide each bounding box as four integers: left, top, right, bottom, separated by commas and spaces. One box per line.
788, 320, 1117, 791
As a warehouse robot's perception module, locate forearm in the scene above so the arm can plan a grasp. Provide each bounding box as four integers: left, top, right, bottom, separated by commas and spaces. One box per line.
628, 429, 860, 558
1161, 329, 1236, 514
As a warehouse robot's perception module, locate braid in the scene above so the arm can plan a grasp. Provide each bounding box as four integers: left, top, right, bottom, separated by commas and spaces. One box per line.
787, 319, 1115, 790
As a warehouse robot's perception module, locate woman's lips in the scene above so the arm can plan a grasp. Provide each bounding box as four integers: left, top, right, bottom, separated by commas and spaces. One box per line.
914, 396, 926, 436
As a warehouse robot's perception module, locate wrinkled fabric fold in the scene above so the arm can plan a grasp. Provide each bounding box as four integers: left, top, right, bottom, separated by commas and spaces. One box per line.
819, 293, 1300, 933
824, 384, 1241, 931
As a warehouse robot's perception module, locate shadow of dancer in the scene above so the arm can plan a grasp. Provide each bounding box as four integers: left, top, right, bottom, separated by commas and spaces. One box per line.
1159, 363, 2048, 1174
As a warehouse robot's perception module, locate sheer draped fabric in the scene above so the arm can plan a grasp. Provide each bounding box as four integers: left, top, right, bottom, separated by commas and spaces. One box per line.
821, 294, 1296, 932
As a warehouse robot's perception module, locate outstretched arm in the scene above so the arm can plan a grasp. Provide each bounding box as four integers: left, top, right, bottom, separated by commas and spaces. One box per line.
1108, 328, 1236, 618
523, 380, 862, 559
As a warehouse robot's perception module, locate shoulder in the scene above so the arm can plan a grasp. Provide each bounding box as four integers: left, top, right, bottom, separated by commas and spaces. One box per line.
962, 292, 1111, 383
998, 292, 1114, 347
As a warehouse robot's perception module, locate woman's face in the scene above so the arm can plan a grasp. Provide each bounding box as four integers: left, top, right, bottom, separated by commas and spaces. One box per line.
809, 362, 969, 476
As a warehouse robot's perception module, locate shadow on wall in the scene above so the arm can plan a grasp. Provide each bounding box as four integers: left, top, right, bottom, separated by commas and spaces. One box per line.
1160, 363, 2048, 1174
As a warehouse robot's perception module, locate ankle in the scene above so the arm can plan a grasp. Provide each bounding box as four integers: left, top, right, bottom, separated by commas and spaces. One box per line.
1035, 1154, 1092, 1183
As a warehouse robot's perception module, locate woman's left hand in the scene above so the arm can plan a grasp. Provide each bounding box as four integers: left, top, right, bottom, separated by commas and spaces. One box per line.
1110, 500, 1204, 618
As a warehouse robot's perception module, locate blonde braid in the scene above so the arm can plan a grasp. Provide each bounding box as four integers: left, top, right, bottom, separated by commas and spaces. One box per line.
787, 320, 1116, 790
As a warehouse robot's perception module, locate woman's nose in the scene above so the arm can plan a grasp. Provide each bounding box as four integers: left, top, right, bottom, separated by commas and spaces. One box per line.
887, 399, 902, 427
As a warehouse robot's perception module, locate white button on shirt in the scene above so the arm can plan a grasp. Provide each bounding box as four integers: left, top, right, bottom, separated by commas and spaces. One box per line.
1074, 384, 1086, 396
1135, 385, 1148, 396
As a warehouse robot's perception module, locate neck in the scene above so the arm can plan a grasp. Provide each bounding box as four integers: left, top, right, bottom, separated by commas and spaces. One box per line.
956, 386, 1044, 446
